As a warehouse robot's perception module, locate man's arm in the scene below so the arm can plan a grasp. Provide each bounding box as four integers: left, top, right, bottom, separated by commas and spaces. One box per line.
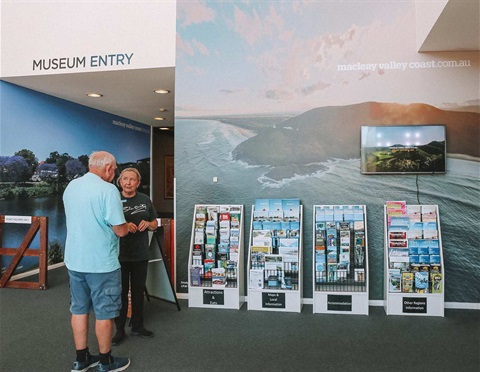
112, 223, 129, 237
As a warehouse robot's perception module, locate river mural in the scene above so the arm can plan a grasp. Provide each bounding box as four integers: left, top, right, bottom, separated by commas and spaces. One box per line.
0, 81, 151, 275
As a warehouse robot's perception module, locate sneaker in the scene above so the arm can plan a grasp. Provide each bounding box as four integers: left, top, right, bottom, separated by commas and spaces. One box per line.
97, 356, 130, 372
131, 327, 154, 338
111, 330, 125, 346
71, 353, 100, 372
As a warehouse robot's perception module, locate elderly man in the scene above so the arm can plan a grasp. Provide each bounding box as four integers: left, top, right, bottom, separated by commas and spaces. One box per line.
63, 151, 130, 372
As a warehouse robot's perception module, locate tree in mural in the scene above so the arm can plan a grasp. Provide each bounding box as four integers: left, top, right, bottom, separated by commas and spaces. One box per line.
1, 154, 38, 199
0, 156, 8, 182
14, 149, 38, 181
0, 156, 30, 184
45, 151, 73, 193
78, 154, 89, 170
65, 158, 87, 180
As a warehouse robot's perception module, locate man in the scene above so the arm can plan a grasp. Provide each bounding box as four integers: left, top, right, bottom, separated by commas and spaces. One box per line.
63, 151, 130, 372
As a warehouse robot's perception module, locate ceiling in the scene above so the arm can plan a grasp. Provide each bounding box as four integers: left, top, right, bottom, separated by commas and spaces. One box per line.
1, 67, 175, 129
1, 1, 477, 129
417, 0, 480, 52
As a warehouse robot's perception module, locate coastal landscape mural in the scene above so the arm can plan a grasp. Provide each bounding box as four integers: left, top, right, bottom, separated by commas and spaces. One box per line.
175, 1, 479, 303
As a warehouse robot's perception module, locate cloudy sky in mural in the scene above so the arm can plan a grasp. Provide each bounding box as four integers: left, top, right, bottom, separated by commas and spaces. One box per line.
176, 0, 478, 116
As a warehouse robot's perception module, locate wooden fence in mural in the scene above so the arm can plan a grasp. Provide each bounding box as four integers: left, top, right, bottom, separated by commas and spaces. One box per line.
0, 215, 48, 289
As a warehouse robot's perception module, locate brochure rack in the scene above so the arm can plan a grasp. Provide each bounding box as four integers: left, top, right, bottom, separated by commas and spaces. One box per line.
384, 203, 444, 317
188, 204, 244, 309
247, 198, 303, 313
312, 205, 369, 315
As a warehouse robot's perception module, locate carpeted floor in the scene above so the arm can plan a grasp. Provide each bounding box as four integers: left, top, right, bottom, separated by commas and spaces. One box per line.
0, 266, 478, 372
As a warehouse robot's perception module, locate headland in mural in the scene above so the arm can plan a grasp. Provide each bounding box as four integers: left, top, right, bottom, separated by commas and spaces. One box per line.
230, 102, 479, 169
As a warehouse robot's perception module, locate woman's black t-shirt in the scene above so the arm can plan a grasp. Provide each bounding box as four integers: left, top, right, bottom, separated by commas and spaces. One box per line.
119, 192, 157, 262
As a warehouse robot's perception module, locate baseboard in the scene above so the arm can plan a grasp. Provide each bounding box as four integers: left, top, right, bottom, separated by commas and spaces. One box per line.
10, 262, 65, 281
10, 268, 479, 311
444, 302, 480, 310
179, 293, 479, 310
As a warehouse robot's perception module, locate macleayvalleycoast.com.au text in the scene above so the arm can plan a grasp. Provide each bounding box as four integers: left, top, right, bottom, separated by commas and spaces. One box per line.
337, 59, 471, 72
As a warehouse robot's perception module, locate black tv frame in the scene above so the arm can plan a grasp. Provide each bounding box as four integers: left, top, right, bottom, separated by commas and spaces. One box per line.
360, 124, 446, 175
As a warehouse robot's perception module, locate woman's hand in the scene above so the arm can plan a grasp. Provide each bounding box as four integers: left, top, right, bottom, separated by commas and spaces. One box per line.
137, 220, 150, 232
128, 219, 158, 233
127, 222, 138, 233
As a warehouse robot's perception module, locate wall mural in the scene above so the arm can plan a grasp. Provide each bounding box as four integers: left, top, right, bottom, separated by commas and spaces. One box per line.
0, 81, 151, 275
175, 1, 479, 302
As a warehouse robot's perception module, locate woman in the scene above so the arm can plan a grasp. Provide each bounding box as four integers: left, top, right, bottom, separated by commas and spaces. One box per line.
112, 167, 158, 346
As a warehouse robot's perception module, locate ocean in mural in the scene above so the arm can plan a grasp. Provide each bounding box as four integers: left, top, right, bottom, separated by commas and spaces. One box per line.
176, 117, 480, 302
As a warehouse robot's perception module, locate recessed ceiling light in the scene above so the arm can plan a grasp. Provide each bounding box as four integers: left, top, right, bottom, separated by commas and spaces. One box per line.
159, 127, 170, 131
154, 89, 170, 94
154, 117, 165, 121
159, 108, 167, 112
87, 93, 103, 98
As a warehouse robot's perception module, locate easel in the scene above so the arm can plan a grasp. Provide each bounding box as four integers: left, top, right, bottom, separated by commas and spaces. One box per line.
0, 215, 48, 289
145, 228, 181, 310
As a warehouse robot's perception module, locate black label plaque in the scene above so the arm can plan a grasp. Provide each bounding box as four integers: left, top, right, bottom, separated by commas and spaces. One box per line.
403, 297, 427, 313
327, 294, 352, 311
262, 292, 286, 308
203, 289, 224, 305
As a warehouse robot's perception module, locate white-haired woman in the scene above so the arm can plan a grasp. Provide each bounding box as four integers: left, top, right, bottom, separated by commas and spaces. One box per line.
112, 167, 158, 346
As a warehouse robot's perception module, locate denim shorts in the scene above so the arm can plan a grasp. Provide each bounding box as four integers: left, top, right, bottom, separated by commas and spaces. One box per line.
68, 269, 122, 320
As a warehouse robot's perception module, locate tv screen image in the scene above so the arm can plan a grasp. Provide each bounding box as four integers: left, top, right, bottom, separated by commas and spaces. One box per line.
360, 125, 446, 174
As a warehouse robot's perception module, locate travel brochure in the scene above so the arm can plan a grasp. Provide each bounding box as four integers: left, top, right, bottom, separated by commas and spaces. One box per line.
314, 205, 366, 288
190, 205, 242, 288
386, 202, 442, 294
249, 198, 301, 291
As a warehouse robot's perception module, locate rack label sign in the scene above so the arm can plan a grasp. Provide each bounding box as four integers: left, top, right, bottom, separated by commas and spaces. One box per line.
327, 294, 352, 311
403, 297, 427, 313
262, 292, 285, 308
203, 289, 224, 305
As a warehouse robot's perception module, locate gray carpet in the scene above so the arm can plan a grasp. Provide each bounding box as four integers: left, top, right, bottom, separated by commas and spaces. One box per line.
0, 266, 478, 372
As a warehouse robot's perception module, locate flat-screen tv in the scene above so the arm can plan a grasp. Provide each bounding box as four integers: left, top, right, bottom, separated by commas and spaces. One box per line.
360, 125, 446, 174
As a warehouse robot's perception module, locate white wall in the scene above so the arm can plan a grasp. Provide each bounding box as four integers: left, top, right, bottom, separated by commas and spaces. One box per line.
0, 0, 176, 77
415, 0, 448, 51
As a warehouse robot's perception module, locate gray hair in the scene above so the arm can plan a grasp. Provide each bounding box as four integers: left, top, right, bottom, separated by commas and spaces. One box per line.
119, 167, 142, 182
88, 151, 115, 168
